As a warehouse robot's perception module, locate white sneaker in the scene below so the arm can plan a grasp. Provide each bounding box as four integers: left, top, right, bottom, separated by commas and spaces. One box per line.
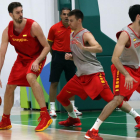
50, 110, 57, 117
73, 106, 82, 116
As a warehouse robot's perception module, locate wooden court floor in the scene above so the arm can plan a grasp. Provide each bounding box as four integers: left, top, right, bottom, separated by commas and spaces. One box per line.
0, 106, 140, 140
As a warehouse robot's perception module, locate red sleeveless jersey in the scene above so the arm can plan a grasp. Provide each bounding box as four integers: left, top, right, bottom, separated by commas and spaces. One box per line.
8, 18, 43, 60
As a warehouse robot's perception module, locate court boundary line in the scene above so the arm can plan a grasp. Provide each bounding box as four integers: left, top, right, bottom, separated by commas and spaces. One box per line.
11, 119, 136, 125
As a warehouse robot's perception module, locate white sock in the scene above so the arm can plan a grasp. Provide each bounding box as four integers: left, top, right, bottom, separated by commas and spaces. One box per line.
129, 108, 140, 118
68, 110, 77, 118
50, 102, 55, 110
90, 118, 103, 131
71, 100, 75, 107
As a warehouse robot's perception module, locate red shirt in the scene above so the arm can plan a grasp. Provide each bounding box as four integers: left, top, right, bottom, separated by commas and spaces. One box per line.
47, 21, 72, 52
8, 18, 43, 60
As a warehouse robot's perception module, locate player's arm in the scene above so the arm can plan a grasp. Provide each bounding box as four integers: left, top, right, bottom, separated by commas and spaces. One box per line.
47, 41, 53, 55
0, 27, 9, 87
73, 32, 102, 53
31, 22, 50, 72
47, 26, 55, 55
32, 22, 50, 62
83, 32, 102, 53
112, 31, 137, 89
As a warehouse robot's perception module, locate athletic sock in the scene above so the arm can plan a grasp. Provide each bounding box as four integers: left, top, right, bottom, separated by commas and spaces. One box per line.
41, 107, 48, 112
3, 114, 10, 119
90, 118, 103, 131
71, 100, 75, 107
68, 110, 77, 118
129, 108, 140, 118
50, 102, 55, 110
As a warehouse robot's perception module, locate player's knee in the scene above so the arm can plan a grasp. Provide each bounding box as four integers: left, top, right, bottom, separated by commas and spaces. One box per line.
5, 85, 15, 95
105, 95, 114, 102
51, 82, 58, 89
26, 73, 36, 85
113, 96, 123, 106
57, 93, 65, 103
57, 93, 70, 106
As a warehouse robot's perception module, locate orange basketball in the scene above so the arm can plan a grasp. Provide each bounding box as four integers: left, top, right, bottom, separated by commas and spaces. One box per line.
0, 97, 2, 105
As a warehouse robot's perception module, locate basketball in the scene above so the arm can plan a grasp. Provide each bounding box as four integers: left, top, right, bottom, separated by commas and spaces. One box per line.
0, 96, 2, 105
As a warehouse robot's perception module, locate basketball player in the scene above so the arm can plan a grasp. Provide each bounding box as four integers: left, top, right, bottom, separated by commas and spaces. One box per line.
85, 4, 140, 140
56, 9, 115, 127
47, 8, 81, 117
0, 2, 52, 131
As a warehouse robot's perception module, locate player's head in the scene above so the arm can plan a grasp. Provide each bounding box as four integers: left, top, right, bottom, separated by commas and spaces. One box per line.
8, 2, 23, 24
68, 9, 83, 30
129, 4, 140, 24
60, 7, 71, 24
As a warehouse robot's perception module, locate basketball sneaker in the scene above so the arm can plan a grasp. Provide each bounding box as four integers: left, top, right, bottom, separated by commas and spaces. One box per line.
0, 115, 12, 130
135, 116, 140, 129
85, 129, 103, 140
35, 111, 53, 132
73, 106, 82, 116
49, 110, 57, 117
59, 116, 81, 127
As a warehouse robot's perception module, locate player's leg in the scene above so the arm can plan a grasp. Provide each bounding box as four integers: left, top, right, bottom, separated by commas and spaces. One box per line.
49, 82, 58, 117
99, 88, 139, 119
133, 84, 140, 129
49, 51, 64, 117
27, 73, 52, 131
27, 59, 52, 131
64, 59, 82, 116
27, 73, 46, 108
0, 84, 17, 130
85, 95, 124, 140
84, 72, 123, 140
57, 75, 87, 127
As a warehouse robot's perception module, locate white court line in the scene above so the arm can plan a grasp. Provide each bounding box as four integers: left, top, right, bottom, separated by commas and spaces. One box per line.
11, 123, 138, 139
11, 119, 136, 125
10, 114, 134, 124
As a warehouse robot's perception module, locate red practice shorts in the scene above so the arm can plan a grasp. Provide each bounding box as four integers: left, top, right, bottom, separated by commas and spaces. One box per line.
57, 72, 114, 106
8, 58, 46, 87
111, 64, 140, 101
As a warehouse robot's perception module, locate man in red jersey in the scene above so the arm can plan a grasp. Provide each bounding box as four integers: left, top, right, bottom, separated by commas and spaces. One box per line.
0, 2, 52, 131
47, 8, 82, 117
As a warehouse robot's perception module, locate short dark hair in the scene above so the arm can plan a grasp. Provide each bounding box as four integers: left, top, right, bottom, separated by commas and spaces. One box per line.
68, 9, 84, 21
129, 4, 140, 22
60, 7, 71, 15
8, 2, 22, 13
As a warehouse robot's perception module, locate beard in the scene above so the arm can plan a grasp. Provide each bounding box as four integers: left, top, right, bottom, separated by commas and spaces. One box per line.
13, 16, 23, 24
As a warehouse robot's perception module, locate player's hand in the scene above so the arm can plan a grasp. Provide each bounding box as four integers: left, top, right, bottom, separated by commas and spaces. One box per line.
65, 53, 73, 60
31, 60, 39, 72
124, 74, 138, 90
0, 79, 2, 88
73, 38, 85, 50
